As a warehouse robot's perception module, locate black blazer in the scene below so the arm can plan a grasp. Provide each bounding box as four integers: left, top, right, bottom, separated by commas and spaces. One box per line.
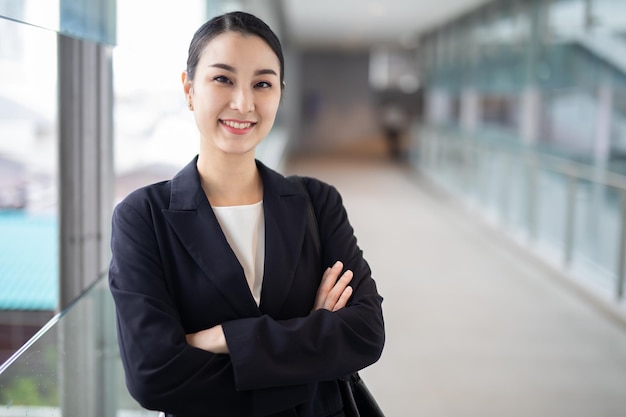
109, 157, 385, 417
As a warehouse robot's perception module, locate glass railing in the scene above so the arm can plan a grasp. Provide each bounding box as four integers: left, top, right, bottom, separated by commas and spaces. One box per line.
414, 124, 626, 308
0, 275, 155, 417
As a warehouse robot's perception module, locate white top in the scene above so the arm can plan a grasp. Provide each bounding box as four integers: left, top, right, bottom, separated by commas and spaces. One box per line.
212, 201, 265, 305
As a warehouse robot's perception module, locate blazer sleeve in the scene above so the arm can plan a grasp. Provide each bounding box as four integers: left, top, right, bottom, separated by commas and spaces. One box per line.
109, 197, 309, 415
223, 178, 385, 391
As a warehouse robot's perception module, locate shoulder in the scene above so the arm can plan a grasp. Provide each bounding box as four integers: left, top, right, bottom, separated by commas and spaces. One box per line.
115, 156, 201, 215
111, 180, 174, 240
114, 180, 171, 217
299, 176, 342, 206
257, 160, 339, 202
292, 176, 347, 223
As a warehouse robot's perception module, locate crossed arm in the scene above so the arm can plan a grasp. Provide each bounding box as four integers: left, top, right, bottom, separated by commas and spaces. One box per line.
185, 260, 354, 354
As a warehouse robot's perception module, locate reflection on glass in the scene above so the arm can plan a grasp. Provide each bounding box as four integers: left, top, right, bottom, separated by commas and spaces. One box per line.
591, 0, 626, 34
0, 17, 58, 364
0, 0, 60, 38
0, 277, 154, 416
0, 325, 59, 409
548, 0, 586, 39
0, 0, 116, 46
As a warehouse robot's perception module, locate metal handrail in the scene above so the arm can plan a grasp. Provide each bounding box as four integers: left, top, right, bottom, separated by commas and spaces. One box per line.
418, 126, 626, 302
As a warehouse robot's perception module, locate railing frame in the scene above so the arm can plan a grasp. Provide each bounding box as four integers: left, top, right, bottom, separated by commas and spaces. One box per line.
417, 125, 626, 303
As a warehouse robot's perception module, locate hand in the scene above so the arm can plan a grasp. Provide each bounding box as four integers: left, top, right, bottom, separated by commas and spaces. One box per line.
186, 324, 229, 354
313, 261, 354, 312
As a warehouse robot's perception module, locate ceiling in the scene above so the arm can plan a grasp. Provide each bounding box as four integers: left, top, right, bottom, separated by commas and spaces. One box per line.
281, 0, 491, 49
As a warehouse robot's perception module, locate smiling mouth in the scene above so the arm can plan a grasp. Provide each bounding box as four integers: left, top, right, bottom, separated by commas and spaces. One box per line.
221, 120, 255, 129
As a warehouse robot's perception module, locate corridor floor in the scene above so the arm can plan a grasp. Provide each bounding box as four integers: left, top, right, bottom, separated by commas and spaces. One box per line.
285, 153, 626, 417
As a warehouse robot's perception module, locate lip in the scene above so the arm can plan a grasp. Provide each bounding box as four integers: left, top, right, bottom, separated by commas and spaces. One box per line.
220, 119, 257, 135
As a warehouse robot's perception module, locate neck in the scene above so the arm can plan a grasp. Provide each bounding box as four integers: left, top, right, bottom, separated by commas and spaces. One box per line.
196, 152, 262, 207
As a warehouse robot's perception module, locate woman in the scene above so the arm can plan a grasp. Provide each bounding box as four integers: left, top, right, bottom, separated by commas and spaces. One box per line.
109, 11, 385, 417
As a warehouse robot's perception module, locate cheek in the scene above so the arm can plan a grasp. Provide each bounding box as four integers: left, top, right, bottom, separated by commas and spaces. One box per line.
262, 95, 281, 119
193, 86, 225, 109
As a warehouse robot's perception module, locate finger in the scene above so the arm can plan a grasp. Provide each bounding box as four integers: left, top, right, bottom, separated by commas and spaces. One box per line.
323, 269, 353, 310
313, 267, 334, 310
313, 262, 343, 310
322, 262, 342, 290
332, 286, 353, 312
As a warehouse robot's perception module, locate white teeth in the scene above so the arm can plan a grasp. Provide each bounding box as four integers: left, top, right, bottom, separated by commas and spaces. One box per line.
223, 120, 252, 129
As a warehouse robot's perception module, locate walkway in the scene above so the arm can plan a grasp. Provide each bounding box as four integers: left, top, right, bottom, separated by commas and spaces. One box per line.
284, 153, 626, 417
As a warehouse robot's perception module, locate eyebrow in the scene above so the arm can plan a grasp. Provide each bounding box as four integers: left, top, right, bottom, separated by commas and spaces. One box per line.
209, 63, 278, 77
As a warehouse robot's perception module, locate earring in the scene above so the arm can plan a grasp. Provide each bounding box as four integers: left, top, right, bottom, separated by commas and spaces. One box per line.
188, 102, 194, 111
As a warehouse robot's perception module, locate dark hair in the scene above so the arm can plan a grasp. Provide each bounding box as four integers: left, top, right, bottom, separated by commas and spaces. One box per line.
186, 11, 284, 88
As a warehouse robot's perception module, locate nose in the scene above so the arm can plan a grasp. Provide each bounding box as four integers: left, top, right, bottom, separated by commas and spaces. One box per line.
230, 86, 255, 113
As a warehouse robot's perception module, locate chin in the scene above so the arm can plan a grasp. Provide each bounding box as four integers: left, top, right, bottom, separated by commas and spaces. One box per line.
219, 145, 258, 156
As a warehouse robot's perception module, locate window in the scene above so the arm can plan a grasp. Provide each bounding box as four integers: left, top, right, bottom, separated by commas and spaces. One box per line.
0, 16, 58, 364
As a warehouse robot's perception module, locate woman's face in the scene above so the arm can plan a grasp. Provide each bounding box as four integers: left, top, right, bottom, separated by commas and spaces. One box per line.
183, 32, 282, 158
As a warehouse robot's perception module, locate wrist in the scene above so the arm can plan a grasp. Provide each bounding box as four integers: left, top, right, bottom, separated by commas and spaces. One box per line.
207, 324, 229, 354
187, 325, 229, 354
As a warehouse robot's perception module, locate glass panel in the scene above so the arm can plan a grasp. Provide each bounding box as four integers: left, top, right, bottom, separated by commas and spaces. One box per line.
479, 147, 505, 216
540, 89, 598, 154
0, 0, 115, 45
0, 0, 60, 36
531, 168, 571, 260
504, 152, 530, 231
591, 0, 626, 35
0, 277, 155, 416
417, 127, 626, 297
572, 182, 620, 290
60, 0, 116, 45
414, 0, 626, 303
548, 0, 586, 39
0, 17, 58, 364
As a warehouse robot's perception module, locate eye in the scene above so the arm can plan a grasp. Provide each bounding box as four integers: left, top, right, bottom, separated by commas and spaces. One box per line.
214, 75, 232, 84
255, 81, 272, 89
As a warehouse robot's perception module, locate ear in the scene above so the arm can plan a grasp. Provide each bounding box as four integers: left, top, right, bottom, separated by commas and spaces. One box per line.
182, 71, 193, 95
182, 71, 194, 109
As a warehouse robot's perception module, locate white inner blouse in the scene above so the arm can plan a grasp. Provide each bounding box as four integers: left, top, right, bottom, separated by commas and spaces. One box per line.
212, 201, 265, 305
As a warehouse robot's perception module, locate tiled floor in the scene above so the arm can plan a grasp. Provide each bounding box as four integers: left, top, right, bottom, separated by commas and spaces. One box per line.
285, 153, 626, 417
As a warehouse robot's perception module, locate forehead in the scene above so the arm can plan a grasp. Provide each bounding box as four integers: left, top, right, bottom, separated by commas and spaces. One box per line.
199, 32, 280, 72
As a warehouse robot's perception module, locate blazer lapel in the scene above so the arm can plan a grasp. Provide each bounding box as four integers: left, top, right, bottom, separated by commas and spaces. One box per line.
257, 162, 308, 317
162, 158, 260, 317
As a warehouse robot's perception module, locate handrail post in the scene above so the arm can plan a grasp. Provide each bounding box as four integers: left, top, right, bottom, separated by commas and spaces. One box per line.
501, 152, 511, 225
617, 190, 626, 301
527, 155, 538, 241
564, 175, 577, 267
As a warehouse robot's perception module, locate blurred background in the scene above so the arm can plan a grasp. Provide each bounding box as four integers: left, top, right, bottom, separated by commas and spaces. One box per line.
1, 0, 626, 416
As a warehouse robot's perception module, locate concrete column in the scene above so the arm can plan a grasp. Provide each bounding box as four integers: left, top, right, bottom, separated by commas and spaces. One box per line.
520, 87, 542, 145
425, 89, 452, 125
594, 83, 613, 161
460, 88, 480, 133
57, 34, 115, 417
58, 36, 113, 307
